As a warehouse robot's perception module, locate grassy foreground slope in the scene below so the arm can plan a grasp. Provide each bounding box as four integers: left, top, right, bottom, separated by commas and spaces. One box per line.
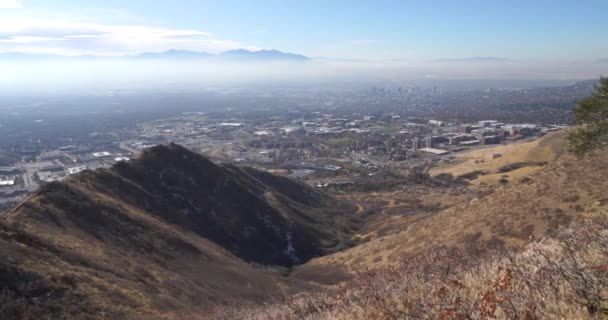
216, 216, 608, 319
296, 132, 606, 275
218, 133, 608, 319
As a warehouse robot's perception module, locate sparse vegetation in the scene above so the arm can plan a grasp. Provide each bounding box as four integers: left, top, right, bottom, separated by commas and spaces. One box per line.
569, 77, 608, 157
211, 217, 608, 320
0, 135, 606, 319
431, 131, 566, 185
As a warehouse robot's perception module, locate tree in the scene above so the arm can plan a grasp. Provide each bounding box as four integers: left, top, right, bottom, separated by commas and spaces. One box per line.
568, 77, 608, 156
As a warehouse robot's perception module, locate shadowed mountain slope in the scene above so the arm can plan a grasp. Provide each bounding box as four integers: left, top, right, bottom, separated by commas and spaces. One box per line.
0, 143, 356, 319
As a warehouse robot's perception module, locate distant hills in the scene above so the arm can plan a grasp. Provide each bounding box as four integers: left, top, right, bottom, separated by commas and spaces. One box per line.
133, 49, 214, 59
0, 49, 311, 61
218, 49, 309, 61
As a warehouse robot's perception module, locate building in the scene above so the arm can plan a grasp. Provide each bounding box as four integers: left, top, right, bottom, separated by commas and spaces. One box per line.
289, 169, 315, 179
431, 136, 449, 145
418, 148, 450, 155
424, 136, 433, 148
411, 137, 421, 151
219, 122, 244, 129
448, 134, 477, 145
458, 125, 472, 134
92, 151, 111, 158
253, 130, 271, 136
479, 120, 499, 127
280, 126, 306, 135
0, 178, 15, 186
67, 166, 87, 175
38, 171, 65, 182
502, 124, 540, 137
0, 167, 20, 175
459, 140, 480, 146
327, 119, 348, 126
481, 135, 501, 145
259, 150, 275, 159
471, 128, 499, 138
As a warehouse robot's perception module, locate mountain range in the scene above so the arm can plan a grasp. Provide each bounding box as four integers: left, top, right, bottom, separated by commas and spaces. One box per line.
0, 49, 310, 62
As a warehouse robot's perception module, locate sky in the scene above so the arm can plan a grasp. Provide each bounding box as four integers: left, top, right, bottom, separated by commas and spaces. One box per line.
1, 0, 607, 61
0, 0, 607, 87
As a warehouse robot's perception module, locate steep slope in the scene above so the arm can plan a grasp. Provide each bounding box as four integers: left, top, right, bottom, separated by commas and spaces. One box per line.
212, 133, 608, 319
220, 215, 608, 320
0, 143, 356, 319
430, 131, 568, 184
295, 133, 608, 280
3, 134, 602, 319
75, 143, 355, 266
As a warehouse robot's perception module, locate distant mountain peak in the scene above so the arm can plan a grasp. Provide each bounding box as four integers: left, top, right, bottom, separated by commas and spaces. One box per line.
220, 49, 310, 61
432, 56, 510, 63
0, 48, 309, 61
133, 49, 212, 59
223, 48, 252, 54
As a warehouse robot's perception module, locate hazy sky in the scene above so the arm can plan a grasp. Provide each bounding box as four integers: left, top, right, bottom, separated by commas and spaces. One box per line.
1, 0, 607, 60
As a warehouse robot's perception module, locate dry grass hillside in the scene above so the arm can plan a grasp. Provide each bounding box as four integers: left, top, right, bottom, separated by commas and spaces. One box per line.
430, 131, 567, 185
217, 134, 608, 320
294, 132, 607, 280
1, 134, 606, 320
217, 215, 608, 320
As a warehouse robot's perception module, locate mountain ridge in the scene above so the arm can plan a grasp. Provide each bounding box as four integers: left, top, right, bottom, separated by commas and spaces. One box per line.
0, 143, 356, 319
0, 49, 311, 61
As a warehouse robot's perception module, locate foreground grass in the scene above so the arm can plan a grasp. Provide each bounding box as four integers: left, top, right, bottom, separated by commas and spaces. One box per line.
212, 216, 608, 320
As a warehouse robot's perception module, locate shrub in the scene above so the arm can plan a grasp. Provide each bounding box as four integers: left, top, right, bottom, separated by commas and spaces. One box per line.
212, 217, 608, 320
